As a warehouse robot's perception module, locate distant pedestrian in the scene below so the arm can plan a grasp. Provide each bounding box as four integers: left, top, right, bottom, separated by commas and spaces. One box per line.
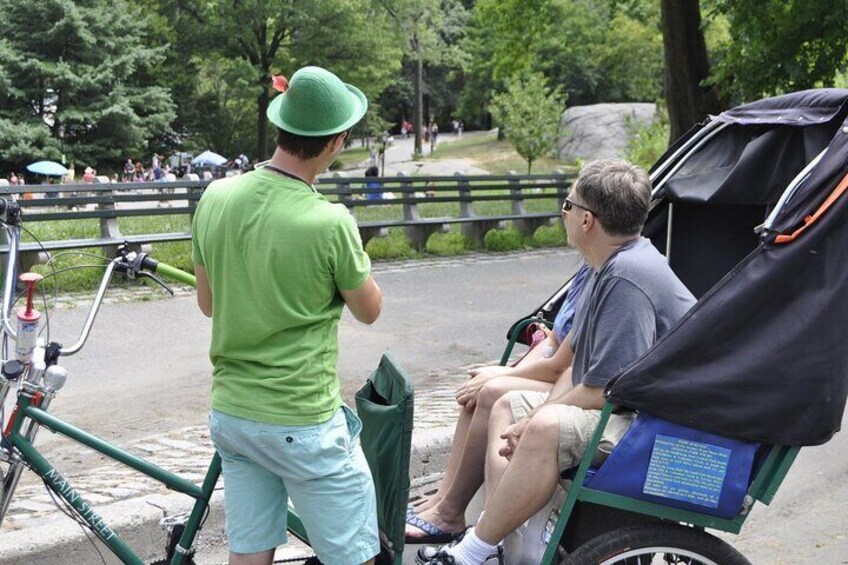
64, 163, 75, 184
364, 165, 382, 200
83, 167, 96, 183
134, 162, 145, 182
122, 159, 134, 182
429, 122, 439, 153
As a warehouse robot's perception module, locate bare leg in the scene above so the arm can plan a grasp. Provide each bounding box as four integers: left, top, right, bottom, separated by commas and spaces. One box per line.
483, 395, 517, 501
406, 377, 551, 538
413, 407, 473, 513
415, 343, 554, 511
230, 549, 274, 565
476, 406, 561, 545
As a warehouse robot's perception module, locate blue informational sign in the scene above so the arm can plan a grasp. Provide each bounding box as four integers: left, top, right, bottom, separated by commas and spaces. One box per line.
642, 434, 731, 508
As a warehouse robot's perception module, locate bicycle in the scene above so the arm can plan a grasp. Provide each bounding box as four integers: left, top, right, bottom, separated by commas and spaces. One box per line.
0, 197, 241, 564
0, 195, 414, 565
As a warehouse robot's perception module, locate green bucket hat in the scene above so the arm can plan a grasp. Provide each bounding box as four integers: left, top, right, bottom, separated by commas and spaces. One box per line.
266, 66, 368, 137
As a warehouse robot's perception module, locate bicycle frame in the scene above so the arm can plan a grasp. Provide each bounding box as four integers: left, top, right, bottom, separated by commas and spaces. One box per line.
0, 201, 218, 563
3, 391, 221, 564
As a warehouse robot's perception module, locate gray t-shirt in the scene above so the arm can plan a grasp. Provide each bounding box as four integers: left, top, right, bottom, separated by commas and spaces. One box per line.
571, 237, 696, 388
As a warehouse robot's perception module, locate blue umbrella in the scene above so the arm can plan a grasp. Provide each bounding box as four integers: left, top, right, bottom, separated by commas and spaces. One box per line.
191, 150, 228, 167
27, 161, 68, 176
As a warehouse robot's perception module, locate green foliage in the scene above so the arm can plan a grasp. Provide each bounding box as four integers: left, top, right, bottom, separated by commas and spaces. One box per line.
199, 0, 402, 158
489, 73, 565, 174
460, 0, 663, 122
425, 230, 471, 255
365, 229, 416, 259
533, 223, 567, 247
483, 228, 525, 251
187, 55, 257, 157
626, 105, 669, 171
706, 0, 848, 100
593, 11, 664, 102
0, 0, 176, 172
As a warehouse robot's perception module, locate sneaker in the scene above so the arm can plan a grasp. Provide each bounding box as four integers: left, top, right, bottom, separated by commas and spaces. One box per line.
416, 542, 504, 565
416, 543, 453, 564
416, 548, 459, 565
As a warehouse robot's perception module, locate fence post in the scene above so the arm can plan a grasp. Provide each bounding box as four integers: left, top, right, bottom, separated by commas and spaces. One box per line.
508, 170, 528, 217
554, 167, 569, 212
185, 174, 203, 226
508, 170, 537, 237
458, 172, 499, 245
333, 172, 354, 213
399, 172, 446, 250
456, 172, 475, 219
96, 178, 122, 258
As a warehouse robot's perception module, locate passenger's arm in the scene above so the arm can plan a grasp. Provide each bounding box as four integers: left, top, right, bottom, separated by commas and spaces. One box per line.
508, 331, 575, 384
340, 276, 382, 325
548, 383, 606, 410
195, 265, 212, 318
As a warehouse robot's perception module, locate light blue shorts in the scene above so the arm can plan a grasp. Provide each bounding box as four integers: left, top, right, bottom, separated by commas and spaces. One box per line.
210, 406, 379, 564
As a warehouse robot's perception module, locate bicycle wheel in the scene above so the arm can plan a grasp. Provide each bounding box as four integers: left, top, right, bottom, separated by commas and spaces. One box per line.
562, 523, 751, 565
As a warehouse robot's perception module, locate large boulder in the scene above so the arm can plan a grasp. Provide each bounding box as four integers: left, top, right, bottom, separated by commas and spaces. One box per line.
558, 103, 657, 163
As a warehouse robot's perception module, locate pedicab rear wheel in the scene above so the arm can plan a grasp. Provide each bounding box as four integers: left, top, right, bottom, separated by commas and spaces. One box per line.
561, 522, 750, 565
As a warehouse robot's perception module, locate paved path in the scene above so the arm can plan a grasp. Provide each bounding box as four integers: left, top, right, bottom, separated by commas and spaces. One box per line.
340, 131, 490, 177
0, 249, 580, 531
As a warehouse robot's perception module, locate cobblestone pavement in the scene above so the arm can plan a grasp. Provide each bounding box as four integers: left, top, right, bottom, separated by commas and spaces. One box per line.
0, 364, 479, 532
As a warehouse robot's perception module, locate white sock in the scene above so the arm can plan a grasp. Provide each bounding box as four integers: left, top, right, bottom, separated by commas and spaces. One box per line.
447, 527, 498, 565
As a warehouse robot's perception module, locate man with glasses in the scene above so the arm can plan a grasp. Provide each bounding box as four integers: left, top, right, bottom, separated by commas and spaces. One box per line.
419, 159, 695, 565
192, 66, 382, 565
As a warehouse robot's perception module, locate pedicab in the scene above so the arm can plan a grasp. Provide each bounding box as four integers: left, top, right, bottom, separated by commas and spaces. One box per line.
498, 88, 848, 563
291, 89, 848, 565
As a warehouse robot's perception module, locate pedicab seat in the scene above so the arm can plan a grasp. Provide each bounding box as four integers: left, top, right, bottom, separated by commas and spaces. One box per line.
584, 413, 759, 520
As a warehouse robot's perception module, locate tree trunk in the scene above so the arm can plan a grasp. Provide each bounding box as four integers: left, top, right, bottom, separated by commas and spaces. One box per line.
661, 0, 723, 143
414, 51, 424, 157
257, 87, 270, 161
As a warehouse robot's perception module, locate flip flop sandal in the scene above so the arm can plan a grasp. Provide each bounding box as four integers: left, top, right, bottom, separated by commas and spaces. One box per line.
405, 514, 465, 544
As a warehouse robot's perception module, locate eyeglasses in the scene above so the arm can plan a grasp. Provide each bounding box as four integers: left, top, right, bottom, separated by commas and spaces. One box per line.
562, 197, 596, 216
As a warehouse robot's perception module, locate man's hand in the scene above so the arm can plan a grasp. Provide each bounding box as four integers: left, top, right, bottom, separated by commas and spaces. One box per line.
498, 418, 529, 460
456, 366, 511, 411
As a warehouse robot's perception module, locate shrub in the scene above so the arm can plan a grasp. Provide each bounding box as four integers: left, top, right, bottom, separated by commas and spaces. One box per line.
426, 230, 471, 255
483, 228, 525, 252
365, 229, 416, 260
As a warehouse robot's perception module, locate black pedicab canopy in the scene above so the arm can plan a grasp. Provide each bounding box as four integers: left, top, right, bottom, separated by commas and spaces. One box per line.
606, 89, 848, 446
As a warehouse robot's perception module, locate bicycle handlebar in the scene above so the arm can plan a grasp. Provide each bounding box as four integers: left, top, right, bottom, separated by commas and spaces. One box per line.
0, 197, 195, 362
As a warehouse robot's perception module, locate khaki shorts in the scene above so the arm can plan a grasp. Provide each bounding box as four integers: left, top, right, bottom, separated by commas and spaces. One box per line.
508, 390, 635, 472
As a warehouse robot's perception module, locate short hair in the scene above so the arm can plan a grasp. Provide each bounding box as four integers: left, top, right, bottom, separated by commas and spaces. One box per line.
275, 127, 348, 160
572, 159, 651, 236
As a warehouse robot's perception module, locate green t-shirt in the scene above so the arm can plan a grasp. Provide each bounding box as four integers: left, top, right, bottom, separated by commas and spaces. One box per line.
191, 169, 371, 425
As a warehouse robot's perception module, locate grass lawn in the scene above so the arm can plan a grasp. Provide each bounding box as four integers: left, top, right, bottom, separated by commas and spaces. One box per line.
426, 131, 574, 175
334, 147, 370, 170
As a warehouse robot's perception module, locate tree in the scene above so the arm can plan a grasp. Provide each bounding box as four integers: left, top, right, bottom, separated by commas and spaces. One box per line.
708, 0, 848, 100
378, 0, 468, 157
0, 0, 176, 171
662, 1, 848, 144
204, 0, 401, 160
489, 73, 566, 174
660, 0, 723, 143
460, 0, 663, 128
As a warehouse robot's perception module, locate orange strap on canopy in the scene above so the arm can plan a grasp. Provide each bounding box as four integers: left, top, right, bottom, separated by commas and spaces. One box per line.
775, 171, 848, 244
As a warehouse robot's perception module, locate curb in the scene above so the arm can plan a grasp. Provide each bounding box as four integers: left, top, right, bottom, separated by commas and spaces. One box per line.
0, 426, 454, 564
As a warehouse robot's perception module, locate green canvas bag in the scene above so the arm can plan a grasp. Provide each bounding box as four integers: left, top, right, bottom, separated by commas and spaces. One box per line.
355, 352, 415, 564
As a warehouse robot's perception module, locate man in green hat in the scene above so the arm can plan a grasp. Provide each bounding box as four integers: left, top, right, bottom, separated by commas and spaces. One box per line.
192, 66, 382, 565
